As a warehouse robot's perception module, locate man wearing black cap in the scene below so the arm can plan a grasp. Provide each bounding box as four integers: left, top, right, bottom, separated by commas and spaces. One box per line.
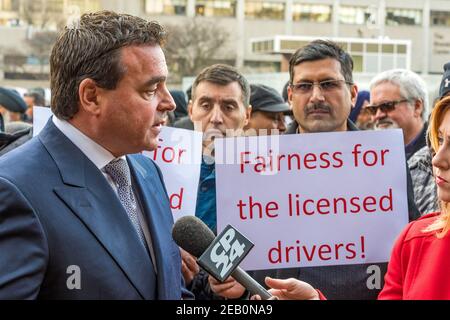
0, 87, 32, 156
0, 87, 28, 131
440, 62, 450, 100
244, 84, 291, 136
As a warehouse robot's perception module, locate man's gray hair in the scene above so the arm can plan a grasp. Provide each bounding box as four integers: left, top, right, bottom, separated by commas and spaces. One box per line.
369, 69, 428, 118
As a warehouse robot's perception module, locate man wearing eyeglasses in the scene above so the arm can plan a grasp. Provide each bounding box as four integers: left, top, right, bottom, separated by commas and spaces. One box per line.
281, 41, 418, 299
368, 69, 428, 160
210, 39, 419, 301
279, 40, 417, 299
285, 41, 357, 135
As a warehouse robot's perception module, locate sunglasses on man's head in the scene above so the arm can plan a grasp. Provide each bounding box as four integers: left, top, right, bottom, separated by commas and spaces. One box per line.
364, 99, 410, 116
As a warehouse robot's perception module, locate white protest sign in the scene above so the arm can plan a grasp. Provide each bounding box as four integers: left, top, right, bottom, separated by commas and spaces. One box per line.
33, 107, 202, 220
143, 126, 202, 220
215, 129, 408, 271
33, 106, 52, 136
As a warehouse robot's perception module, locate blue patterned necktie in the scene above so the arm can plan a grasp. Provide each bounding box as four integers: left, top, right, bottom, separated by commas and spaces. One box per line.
104, 158, 146, 247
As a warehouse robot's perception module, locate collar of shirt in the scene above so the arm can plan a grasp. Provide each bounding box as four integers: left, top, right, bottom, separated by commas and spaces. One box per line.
52, 116, 125, 170
405, 128, 424, 151
292, 119, 357, 134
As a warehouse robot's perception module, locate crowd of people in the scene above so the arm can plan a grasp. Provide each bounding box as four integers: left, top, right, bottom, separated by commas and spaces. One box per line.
0, 10, 449, 300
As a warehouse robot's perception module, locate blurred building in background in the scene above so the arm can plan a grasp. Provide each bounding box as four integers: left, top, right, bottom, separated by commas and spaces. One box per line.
121, 0, 450, 75
0, 0, 449, 102
0, 0, 102, 88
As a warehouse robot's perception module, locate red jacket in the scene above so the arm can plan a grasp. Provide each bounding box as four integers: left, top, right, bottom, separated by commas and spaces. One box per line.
378, 213, 450, 300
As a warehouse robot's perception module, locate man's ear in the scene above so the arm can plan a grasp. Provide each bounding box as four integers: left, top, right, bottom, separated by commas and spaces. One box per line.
414, 99, 424, 118
78, 78, 101, 116
350, 83, 358, 107
244, 105, 252, 126
288, 85, 293, 106
187, 100, 193, 120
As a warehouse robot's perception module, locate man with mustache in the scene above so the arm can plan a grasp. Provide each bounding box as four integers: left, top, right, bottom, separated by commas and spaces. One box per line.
180, 64, 251, 299
210, 40, 420, 300
368, 69, 428, 160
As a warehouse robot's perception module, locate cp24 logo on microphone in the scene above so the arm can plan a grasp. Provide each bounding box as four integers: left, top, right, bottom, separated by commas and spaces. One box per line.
197, 225, 254, 282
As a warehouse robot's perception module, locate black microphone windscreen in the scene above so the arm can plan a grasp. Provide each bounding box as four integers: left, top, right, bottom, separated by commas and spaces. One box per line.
172, 216, 215, 257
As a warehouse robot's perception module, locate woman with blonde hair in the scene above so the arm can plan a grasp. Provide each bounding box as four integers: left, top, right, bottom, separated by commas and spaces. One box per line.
376, 95, 450, 299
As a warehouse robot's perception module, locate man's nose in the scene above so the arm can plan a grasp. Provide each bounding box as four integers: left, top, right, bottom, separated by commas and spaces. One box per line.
373, 107, 386, 120
309, 83, 325, 103
210, 105, 224, 124
278, 119, 286, 132
159, 86, 176, 112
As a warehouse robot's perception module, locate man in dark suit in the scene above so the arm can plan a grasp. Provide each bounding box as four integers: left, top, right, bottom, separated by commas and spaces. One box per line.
0, 11, 191, 300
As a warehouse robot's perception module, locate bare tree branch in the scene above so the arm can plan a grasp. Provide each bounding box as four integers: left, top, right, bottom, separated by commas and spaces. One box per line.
20, 0, 52, 29
26, 31, 58, 73
164, 19, 231, 82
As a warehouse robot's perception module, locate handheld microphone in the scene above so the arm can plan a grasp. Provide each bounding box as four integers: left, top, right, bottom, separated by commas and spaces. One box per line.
172, 216, 272, 300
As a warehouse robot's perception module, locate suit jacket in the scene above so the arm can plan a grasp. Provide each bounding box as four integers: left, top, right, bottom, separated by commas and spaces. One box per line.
0, 120, 191, 299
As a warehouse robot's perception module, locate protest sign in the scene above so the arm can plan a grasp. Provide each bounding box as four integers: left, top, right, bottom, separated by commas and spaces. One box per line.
215, 129, 408, 270
33, 106, 52, 137
143, 126, 202, 219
